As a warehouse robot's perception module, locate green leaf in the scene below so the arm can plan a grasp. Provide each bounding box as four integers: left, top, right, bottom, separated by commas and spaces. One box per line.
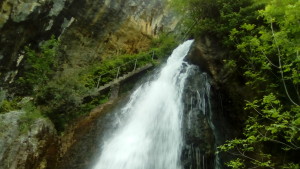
294, 118, 300, 125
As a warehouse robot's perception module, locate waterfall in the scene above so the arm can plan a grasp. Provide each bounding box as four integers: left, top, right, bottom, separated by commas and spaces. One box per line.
92, 40, 194, 169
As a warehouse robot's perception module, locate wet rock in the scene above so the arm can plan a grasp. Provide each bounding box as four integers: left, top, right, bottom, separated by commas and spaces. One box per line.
184, 36, 250, 168
185, 37, 225, 86
181, 68, 216, 169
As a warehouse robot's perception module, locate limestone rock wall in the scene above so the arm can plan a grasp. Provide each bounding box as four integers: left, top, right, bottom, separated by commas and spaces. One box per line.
0, 111, 58, 169
0, 1, 180, 168
0, 0, 71, 85
0, 0, 179, 85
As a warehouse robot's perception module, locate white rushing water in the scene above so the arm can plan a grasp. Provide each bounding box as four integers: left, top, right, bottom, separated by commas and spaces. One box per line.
92, 40, 194, 169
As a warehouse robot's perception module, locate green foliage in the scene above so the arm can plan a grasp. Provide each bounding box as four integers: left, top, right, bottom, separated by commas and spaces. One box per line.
282, 163, 300, 169
35, 70, 90, 131
174, 0, 300, 167
6, 32, 176, 132
90, 52, 151, 88
210, 0, 300, 168
219, 93, 300, 168
150, 33, 177, 59
91, 34, 177, 88
171, 0, 255, 38
223, 60, 237, 74
226, 159, 245, 169
0, 95, 20, 114
19, 101, 43, 133
79, 94, 109, 115
1, 88, 21, 114
16, 35, 60, 95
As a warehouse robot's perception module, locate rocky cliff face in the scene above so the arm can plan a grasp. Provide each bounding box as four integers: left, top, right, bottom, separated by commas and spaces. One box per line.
0, 0, 68, 84
0, 1, 179, 168
0, 111, 58, 169
0, 0, 179, 85
186, 37, 247, 129
184, 37, 250, 167
181, 69, 216, 169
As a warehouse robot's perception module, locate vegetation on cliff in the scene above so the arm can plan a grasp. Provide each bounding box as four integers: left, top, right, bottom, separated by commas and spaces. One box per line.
0, 33, 177, 132
173, 0, 300, 168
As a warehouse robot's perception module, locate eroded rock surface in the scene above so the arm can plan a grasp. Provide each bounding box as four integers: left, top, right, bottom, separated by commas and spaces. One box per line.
0, 0, 179, 85
0, 111, 58, 169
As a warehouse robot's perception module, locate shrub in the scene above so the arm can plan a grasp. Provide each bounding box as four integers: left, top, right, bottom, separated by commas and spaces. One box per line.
91, 34, 177, 88
16, 35, 60, 95
35, 71, 89, 131
19, 101, 43, 133
0, 99, 20, 114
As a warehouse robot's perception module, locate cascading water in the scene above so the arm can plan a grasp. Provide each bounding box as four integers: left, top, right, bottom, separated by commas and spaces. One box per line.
92, 40, 195, 169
